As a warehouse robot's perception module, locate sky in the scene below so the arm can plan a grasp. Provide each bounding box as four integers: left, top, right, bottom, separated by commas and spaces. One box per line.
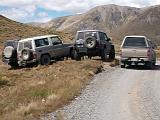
0, 0, 160, 23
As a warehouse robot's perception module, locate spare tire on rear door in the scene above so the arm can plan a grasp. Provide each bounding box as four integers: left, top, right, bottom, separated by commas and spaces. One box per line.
21, 48, 33, 61
3, 46, 14, 58
84, 37, 96, 49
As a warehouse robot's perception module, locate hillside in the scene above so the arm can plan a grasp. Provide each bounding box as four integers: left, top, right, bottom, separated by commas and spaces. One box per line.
31, 4, 160, 45
113, 5, 160, 45
0, 15, 73, 46
34, 4, 140, 35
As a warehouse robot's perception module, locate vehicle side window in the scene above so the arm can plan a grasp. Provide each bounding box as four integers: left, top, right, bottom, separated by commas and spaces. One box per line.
24, 41, 32, 49
35, 38, 49, 47
50, 37, 62, 45
99, 32, 106, 41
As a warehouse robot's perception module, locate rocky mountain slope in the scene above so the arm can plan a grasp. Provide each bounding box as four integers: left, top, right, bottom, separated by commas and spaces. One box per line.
113, 5, 160, 45
31, 4, 160, 45
0, 15, 72, 46
33, 4, 141, 34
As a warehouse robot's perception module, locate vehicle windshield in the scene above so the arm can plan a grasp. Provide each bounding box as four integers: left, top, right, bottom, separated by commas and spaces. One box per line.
123, 37, 147, 48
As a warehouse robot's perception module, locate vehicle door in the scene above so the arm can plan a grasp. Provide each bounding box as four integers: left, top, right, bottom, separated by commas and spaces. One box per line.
99, 32, 111, 52
34, 38, 50, 59
50, 37, 65, 57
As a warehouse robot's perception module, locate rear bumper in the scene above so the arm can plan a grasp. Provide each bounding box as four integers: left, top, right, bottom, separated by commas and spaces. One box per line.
2, 57, 17, 64
18, 59, 37, 66
121, 57, 149, 63
75, 46, 100, 56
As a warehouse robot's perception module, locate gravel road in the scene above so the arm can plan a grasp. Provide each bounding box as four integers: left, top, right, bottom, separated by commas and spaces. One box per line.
43, 61, 160, 120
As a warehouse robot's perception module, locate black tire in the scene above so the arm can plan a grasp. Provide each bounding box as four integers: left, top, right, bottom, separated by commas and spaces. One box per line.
120, 61, 126, 68
21, 48, 32, 61
101, 48, 108, 61
109, 46, 115, 60
9, 62, 19, 68
153, 61, 156, 66
145, 61, 153, 69
88, 56, 92, 59
41, 55, 51, 65
84, 37, 96, 49
71, 50, 81, 61
121, 65, 125, 68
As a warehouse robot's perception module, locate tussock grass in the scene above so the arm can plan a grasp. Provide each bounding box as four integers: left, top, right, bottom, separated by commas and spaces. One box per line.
0, 59, 102, 120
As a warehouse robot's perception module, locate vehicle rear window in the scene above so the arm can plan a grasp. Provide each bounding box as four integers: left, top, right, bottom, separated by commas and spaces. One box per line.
77, 32, 84, 40
24, 41, 32, 49
123, 37, 147, 48
18, 41, 32, 51
35, 38, 49, 47
4, 41, 18, 48
85, 32, 97, 39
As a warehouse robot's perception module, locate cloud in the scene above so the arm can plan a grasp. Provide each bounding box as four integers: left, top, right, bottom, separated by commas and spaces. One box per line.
0, 0, 160, 22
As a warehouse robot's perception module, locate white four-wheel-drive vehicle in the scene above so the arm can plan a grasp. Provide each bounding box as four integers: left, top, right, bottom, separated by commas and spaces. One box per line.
2, 35, 73, 67
120, 36, 156, 68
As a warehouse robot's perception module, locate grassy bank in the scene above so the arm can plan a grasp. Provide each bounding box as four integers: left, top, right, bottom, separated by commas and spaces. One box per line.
0, 59, 102, 120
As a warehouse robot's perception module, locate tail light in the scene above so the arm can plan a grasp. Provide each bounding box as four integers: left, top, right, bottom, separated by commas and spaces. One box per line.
17, 53, 21, 59
33, 52, 37, 59
120, 49, 122, 57
147, 49, 150, 57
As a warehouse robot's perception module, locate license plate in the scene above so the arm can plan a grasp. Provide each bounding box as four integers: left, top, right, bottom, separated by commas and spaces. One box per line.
79, 48, 87, 52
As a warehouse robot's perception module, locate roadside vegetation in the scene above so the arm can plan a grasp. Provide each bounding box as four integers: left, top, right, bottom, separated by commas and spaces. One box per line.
0, 59, 102, 120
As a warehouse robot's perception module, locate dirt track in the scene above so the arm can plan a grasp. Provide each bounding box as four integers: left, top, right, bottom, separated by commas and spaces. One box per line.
43, 61, 160, 120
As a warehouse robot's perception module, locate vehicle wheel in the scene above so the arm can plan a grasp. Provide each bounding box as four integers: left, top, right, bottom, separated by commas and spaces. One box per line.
120, 61, 126, 68
9, 62, 19, 68
3, 46, 14, 58
21, 48, 32, 61
88, 56, 92, 59
84, 37, 96, 49
41, 55, 51, 65
71, 50, 81, 61
109, 46, 115, 60
153, 61, 156, 66
145, 61, 153, 69
101, 48, 108, 61
121, 65, 125, 68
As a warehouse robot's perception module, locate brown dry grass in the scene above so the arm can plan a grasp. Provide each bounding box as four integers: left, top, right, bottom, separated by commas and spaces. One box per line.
0, 59, 102, 120
0, 15, 103, 120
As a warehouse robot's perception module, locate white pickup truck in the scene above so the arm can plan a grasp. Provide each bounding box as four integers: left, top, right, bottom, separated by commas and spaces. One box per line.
120, 36, 156, 68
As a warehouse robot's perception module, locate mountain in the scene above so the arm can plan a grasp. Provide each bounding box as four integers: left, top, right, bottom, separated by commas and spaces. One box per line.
0, 15, 72, 46
31, 4, 160, 45
113, 5, 160, 45
33, 4, 141, 34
